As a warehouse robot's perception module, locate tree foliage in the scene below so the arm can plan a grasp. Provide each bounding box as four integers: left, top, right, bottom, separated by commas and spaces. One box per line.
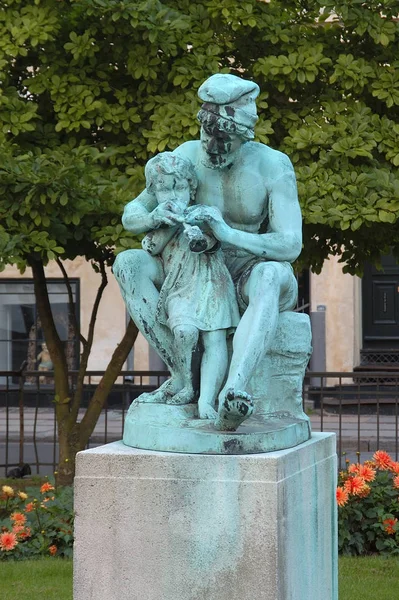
0, 0, 399, 480
0, 0, 399, 274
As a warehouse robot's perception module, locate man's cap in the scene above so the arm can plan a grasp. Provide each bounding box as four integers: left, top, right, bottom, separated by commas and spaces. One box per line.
198, 74, 260, 130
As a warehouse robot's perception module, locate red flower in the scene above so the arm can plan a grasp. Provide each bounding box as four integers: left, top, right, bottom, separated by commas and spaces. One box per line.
49, 545, 57, 556
336, 486, 349, 507
393, 475, 399, 489
0, 532, 18, 551
25, 502, 34, 513
40, 482, 55, 494
383, 518, 398, 535
373, 450, 393, 470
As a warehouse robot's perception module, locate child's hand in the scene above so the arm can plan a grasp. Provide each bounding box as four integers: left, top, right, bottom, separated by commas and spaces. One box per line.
150, 201, 184, 227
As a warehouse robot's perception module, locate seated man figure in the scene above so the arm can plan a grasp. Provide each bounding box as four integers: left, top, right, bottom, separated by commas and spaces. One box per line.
113, 73, 302, 430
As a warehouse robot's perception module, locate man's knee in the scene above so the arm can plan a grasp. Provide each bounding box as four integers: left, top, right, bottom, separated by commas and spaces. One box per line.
249, 262, 282, 297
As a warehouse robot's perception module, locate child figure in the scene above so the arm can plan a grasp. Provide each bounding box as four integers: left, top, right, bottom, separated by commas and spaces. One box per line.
142, 152, 240, 419
37, 342, 53, 384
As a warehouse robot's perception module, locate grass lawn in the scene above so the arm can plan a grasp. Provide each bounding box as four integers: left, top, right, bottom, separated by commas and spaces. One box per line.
1, 558, 73, 600
1, 556, 398, 599
339, 555, 399, 600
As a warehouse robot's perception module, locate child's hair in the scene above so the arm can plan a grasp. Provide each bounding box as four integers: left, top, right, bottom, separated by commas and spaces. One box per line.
145, 152, 198, 202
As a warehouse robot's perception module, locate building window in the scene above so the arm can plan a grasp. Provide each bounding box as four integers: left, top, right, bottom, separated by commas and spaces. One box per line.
0, 279, 80, 378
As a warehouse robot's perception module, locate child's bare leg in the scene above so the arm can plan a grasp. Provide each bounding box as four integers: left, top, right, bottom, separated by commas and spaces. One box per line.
198, 330, 228, 419
167, 324, 199, 405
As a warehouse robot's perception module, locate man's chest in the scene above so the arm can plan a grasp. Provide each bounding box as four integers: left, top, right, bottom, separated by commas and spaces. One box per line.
195, 163, 268, 226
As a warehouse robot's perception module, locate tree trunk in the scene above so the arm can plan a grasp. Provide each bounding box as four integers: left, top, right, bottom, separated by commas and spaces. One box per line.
79, 320, 138, 447
30, 259, 138, 484
30, 258, 74, 485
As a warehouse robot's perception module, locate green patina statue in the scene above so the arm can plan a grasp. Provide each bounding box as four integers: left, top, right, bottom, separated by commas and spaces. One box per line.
114, 73, 312, 454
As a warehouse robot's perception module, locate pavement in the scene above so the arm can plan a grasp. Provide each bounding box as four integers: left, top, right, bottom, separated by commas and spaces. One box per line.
1, 407, 399, 474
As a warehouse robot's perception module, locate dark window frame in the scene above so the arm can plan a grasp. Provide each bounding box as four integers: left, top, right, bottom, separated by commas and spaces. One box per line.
0, 277, 80, 373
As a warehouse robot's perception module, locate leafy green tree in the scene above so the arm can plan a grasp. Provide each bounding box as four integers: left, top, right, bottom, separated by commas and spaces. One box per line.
0, 0, 398, 481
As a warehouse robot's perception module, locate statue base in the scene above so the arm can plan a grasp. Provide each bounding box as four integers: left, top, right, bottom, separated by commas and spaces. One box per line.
122, 402, 310, 454
74, 434, 337, 600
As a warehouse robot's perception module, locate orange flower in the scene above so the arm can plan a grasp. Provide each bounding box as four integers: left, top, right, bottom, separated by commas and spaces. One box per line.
357, 484, 371, 498
25, 502, 34, 513
373, 450, 393, 470
393, 475, 399, 489
383, 518, 398, 535
347, 463, 376, 481
19, 527, 31, 539
348, 463, 359, 474
344, 475, 366, 495
390, 462, 399, 475
40, 482, 55, 494
357, 464, 376, 482
0, 532, 18, 551
49, 545, 57, 556
336, 486, 349, 507
10, 512, 26, 526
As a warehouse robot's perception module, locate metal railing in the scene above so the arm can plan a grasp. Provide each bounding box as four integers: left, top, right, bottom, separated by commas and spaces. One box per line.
1, 369, 399, 475
304, 371, 399, 469
0, 369, 168, 476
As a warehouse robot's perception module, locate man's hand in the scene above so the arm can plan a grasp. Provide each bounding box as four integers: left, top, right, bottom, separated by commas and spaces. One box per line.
184, 206, 229, 240
150, 201, 184, 228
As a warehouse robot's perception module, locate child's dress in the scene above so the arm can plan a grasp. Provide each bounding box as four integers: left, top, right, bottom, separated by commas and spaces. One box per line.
145, 227, 240, 332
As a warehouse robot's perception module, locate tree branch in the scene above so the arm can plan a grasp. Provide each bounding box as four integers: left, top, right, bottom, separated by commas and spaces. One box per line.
56, 257, 87, 347
79, 319, 138, 445
87, 260, 108, 350
68, 259, 109, 427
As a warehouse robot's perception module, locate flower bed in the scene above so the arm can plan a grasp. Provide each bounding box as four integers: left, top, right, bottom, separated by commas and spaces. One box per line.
337, 450, 399, 555
0, 480, 73, 560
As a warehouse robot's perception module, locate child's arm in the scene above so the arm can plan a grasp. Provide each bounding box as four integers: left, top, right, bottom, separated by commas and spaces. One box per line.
142, 227, 179, 256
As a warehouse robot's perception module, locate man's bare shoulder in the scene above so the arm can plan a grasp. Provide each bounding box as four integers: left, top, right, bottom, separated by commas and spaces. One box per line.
173, 140, 201, 162
243, 142, 295, 180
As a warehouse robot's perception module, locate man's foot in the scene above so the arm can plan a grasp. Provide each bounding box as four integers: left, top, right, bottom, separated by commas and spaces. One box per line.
214, 389, 254, 431
133, 378, 178, 405
198, 400, 218, 420
167, 386, 195, 406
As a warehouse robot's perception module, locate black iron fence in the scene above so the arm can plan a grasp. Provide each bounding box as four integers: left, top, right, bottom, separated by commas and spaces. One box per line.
1, 369, 399, 475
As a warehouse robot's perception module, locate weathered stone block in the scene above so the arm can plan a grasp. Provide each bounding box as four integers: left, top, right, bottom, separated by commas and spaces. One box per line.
74, 433, 337, 600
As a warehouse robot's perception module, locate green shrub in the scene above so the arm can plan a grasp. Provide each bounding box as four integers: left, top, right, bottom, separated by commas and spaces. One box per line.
0, 480, 73, 560
337, 451, 399, 555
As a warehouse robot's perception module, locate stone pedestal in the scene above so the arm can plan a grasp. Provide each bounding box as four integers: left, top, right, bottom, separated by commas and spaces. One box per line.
74, 433, 337, 600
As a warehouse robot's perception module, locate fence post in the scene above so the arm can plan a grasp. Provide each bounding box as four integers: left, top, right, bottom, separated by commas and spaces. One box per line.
18, 361, 27, 467
310, 305, 326, 387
